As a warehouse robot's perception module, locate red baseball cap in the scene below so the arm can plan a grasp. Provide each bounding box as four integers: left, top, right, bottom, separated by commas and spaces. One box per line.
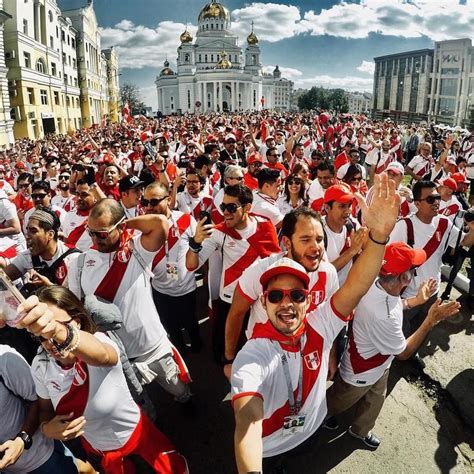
380, 242, 427, 276
324, 184, 354, 204
260, 258, 310, 290
437, 177, 457, 192
248, 153, 263, 165
450, 172, 469, 184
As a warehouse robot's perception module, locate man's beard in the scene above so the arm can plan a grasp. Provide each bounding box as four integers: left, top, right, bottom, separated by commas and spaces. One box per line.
59, 183, 69, 191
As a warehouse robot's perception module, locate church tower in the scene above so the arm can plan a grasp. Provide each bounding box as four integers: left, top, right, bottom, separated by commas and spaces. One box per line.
244, 22, 261, 75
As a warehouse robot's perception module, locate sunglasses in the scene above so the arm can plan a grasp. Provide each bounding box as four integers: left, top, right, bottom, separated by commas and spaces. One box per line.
228, 176, 243, 181
418, 194, 441, 204
140, 196, 169, 207
18, 183, 30, 188
32, 166, 40, 170
59, 174, 70, 180
350, 177, 363, 182
219, 202, 242, 213
251, 162, 263, 167
264, 288, 308, 304
32, 193, 48, 200
87, 216, 125, 240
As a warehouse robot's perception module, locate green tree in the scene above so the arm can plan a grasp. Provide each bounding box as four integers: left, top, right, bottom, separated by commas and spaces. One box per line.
120, 83, 146, 115
329, 89, 349, 113
297, 86, 349, 113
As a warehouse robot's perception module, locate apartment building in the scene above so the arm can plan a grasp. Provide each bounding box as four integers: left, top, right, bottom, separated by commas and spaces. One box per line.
0, 0, 13, 147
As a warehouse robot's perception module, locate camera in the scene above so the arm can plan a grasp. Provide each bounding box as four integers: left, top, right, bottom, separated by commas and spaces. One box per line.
464, 209, 474, 223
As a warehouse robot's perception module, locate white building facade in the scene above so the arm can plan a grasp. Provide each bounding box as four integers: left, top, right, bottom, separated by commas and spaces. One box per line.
155, 0, 292, 115
347, 91, 372, 115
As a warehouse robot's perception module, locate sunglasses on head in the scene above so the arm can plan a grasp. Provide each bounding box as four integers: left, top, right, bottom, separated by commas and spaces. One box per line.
219, 202, 242, 213
418, 194, 441, 204
264, 288, 308, 304
87, 216, 125, 240
32, 193, 48, 200
140, 196, 168, 207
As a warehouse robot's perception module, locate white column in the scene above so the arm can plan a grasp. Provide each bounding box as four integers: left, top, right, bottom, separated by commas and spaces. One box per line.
231, 82, 236, 111
157, 87, 161, 113
218, 81, 222, 112
213, 82, 217, 112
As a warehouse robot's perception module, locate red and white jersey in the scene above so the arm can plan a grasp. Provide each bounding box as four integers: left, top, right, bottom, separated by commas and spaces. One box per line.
151, 210, 197, 297
12, 240, 78, 285
0, 179, 15, 197
23, 205, 66, 235
439, 195, 462, 220
176, 191, 213, 221
389, 215, 461, 297
276, 196, 306, 216
51, 194, 76, 212
0, 198, 26, 252
365, 149, 395, 174
237, 253, 339, 338
231, 297, 349, 457
251, 192, 284, 227
339, 283, 406, 386
407, 154, 434, 178
307, 179, 324, 203
191, 215, 280, 303
62, 209, 92, 252
321, 217, 360, 286
31, 332, 140, 451
68, 235, 171, 359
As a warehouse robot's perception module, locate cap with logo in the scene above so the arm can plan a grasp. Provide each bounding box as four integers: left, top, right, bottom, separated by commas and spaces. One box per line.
450, 172, 469, 185
119, 175, 145, 193
260, 257, 310, 290
385, 162, 405, 175
437, 177, 457, 193
380, 242, 427, 276
324, 183, 354, 204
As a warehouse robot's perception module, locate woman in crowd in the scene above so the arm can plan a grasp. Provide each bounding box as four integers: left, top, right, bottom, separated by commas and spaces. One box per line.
276, 173, 308, 215
17, 285, 187, 474
341, 164, 367, 218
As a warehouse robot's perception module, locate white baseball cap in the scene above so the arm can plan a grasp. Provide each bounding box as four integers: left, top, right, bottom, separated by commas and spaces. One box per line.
260, 258, 309, 289
385, 162, 405, 175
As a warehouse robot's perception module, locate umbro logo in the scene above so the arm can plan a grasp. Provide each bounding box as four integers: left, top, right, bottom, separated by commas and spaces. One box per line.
86, 259, 95, 267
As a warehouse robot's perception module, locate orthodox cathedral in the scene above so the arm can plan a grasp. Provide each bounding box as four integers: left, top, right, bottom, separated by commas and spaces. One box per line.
155, 0, 293, 115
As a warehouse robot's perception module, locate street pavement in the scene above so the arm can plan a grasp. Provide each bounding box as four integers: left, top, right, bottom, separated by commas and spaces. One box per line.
146, 283, 473, 474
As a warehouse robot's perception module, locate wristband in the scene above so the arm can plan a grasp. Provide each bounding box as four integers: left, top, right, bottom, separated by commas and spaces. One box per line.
368, 231, 389, 245
189, 236, 202, 252
51, 322, 74, 355
222, 356, 234, 365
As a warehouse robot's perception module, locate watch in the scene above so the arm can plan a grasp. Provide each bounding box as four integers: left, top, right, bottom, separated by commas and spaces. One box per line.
16, 431, 33, 450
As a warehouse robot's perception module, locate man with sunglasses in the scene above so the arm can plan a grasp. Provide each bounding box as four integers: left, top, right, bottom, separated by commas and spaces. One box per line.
22, 182, 65, 236
51, 172, 75, 212
68, 199, 192, 405
405, 142, 434, 183
389, 180, 474, 338
265, 147, 288, 178
325, 243, 459, 449
174, 169, 212, 221
231, 174, 400, 471
186, 184, 280, 363
243, 154, 263, 191
143, 182, 202, 355
13, 173, 34, 225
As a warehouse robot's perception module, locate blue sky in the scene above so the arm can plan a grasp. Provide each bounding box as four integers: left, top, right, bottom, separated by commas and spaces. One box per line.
59, 0, 474, 109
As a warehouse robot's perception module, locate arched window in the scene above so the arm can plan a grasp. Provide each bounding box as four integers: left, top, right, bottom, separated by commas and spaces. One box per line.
205, 54, 208, 62
184, 53, 190, 63
36, 58, 46, 74
48, 10, 53, 22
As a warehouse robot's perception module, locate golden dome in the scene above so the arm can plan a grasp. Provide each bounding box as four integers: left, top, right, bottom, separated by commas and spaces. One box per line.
215, 50, 232, 69
160, 60, 175, 76
180, 28, 193, 43
198, 1, 230, 21
247, 31, 258, 45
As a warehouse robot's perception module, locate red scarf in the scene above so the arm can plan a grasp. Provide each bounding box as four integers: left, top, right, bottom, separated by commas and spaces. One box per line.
251, 319, 306, 349
65, 209, 90, 248
56, 360, 90, 417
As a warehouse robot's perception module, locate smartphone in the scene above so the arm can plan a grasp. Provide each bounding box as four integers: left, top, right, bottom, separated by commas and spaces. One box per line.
199, 210, 212, 226
0, 268, 26, 327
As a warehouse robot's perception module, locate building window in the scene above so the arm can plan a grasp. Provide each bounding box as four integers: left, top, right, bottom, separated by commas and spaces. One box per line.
64, 74, 68, 84
62, 52, 66, 63
61, 30, 65, 42
438, 97, 455, 116
54, 91, 59, 105
40, 90, 48, 105
211, 54, 214, 62
48, 10, 53, 22
85, 43, 88, 52
73, 58, 77, 69
198, 54, 201, 62
66, 96, 70, 106
24, 52, 31, 68
187, 90, 191, 109
440, 79, 458, 97
441, 68, 459, 75
67, 35, 70, 46
205, 54, 208, 62
51, 62, 57, 76
49, 36, 54, 48
71, 38, 75, 48
36, 59, 46, 73
27, 88, 34, 104
23, 19, 28, 36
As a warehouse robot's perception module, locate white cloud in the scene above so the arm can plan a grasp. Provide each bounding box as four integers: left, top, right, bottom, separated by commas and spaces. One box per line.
262, 65, 303, 80
295, 75, 373, 92
100, 20, 197, 69
356, 60, 375, 75
302, 0, 474, 41
231, 3, 306, 42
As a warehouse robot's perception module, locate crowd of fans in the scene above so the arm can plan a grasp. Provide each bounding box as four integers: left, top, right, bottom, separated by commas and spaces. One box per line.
0, 110, 473, 473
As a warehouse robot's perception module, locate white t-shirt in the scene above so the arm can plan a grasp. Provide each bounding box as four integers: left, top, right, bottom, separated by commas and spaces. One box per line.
51, 194, 76, 212
275, 196, 306, 217
307, 179, 323, 203
407, 154, 433, 178
231, 297, 348, 457
0, 198, 26, 252
389, 215, 461, 297
339, 282, 406, 386
176, 191, 213, 221
365, 150, 394, 173
31, 333, 140, 452
237, 253, 339, 338
62, 210, 92, 252
0, 180, 15, 196
151, 210, 197, 297
251, 192, 284, 227
0, 345, 53, 473
68, 235, 171, 359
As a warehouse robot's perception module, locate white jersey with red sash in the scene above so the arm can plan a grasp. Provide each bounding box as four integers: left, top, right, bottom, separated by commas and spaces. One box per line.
407, 154, 434, 178
68, 234, 171, 359
231, 297, 349, 457
237, 254, 339, 338
63, 209, 92, 252
365, 149, 395, 174
51, 194, 76, 212
339, 282, 406, 386
389, 215, 460, 297
190, 215, 281, 303
31, 333, 141, 451
151, 210, 197, 297
439, 196, 462, 220
176, 191, 213, 220
0, 236, 16, 260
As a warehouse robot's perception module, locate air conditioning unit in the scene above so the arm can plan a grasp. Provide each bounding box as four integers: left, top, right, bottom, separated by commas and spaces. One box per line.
28, 111, 35, 119
5, 51, 16, 60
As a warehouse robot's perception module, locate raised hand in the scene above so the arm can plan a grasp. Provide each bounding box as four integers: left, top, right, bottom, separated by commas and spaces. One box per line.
355, 173, 400, 240
414, 278, 437, 306
427, 298, 461, 325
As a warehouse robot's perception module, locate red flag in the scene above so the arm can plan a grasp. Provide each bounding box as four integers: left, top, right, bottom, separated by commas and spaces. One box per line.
260, 120, 268, 142
122, 101, 132, 123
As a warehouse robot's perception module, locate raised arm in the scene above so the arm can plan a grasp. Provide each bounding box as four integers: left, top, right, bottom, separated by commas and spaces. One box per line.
332, 174, 400, 317
125, 214, 169, 252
